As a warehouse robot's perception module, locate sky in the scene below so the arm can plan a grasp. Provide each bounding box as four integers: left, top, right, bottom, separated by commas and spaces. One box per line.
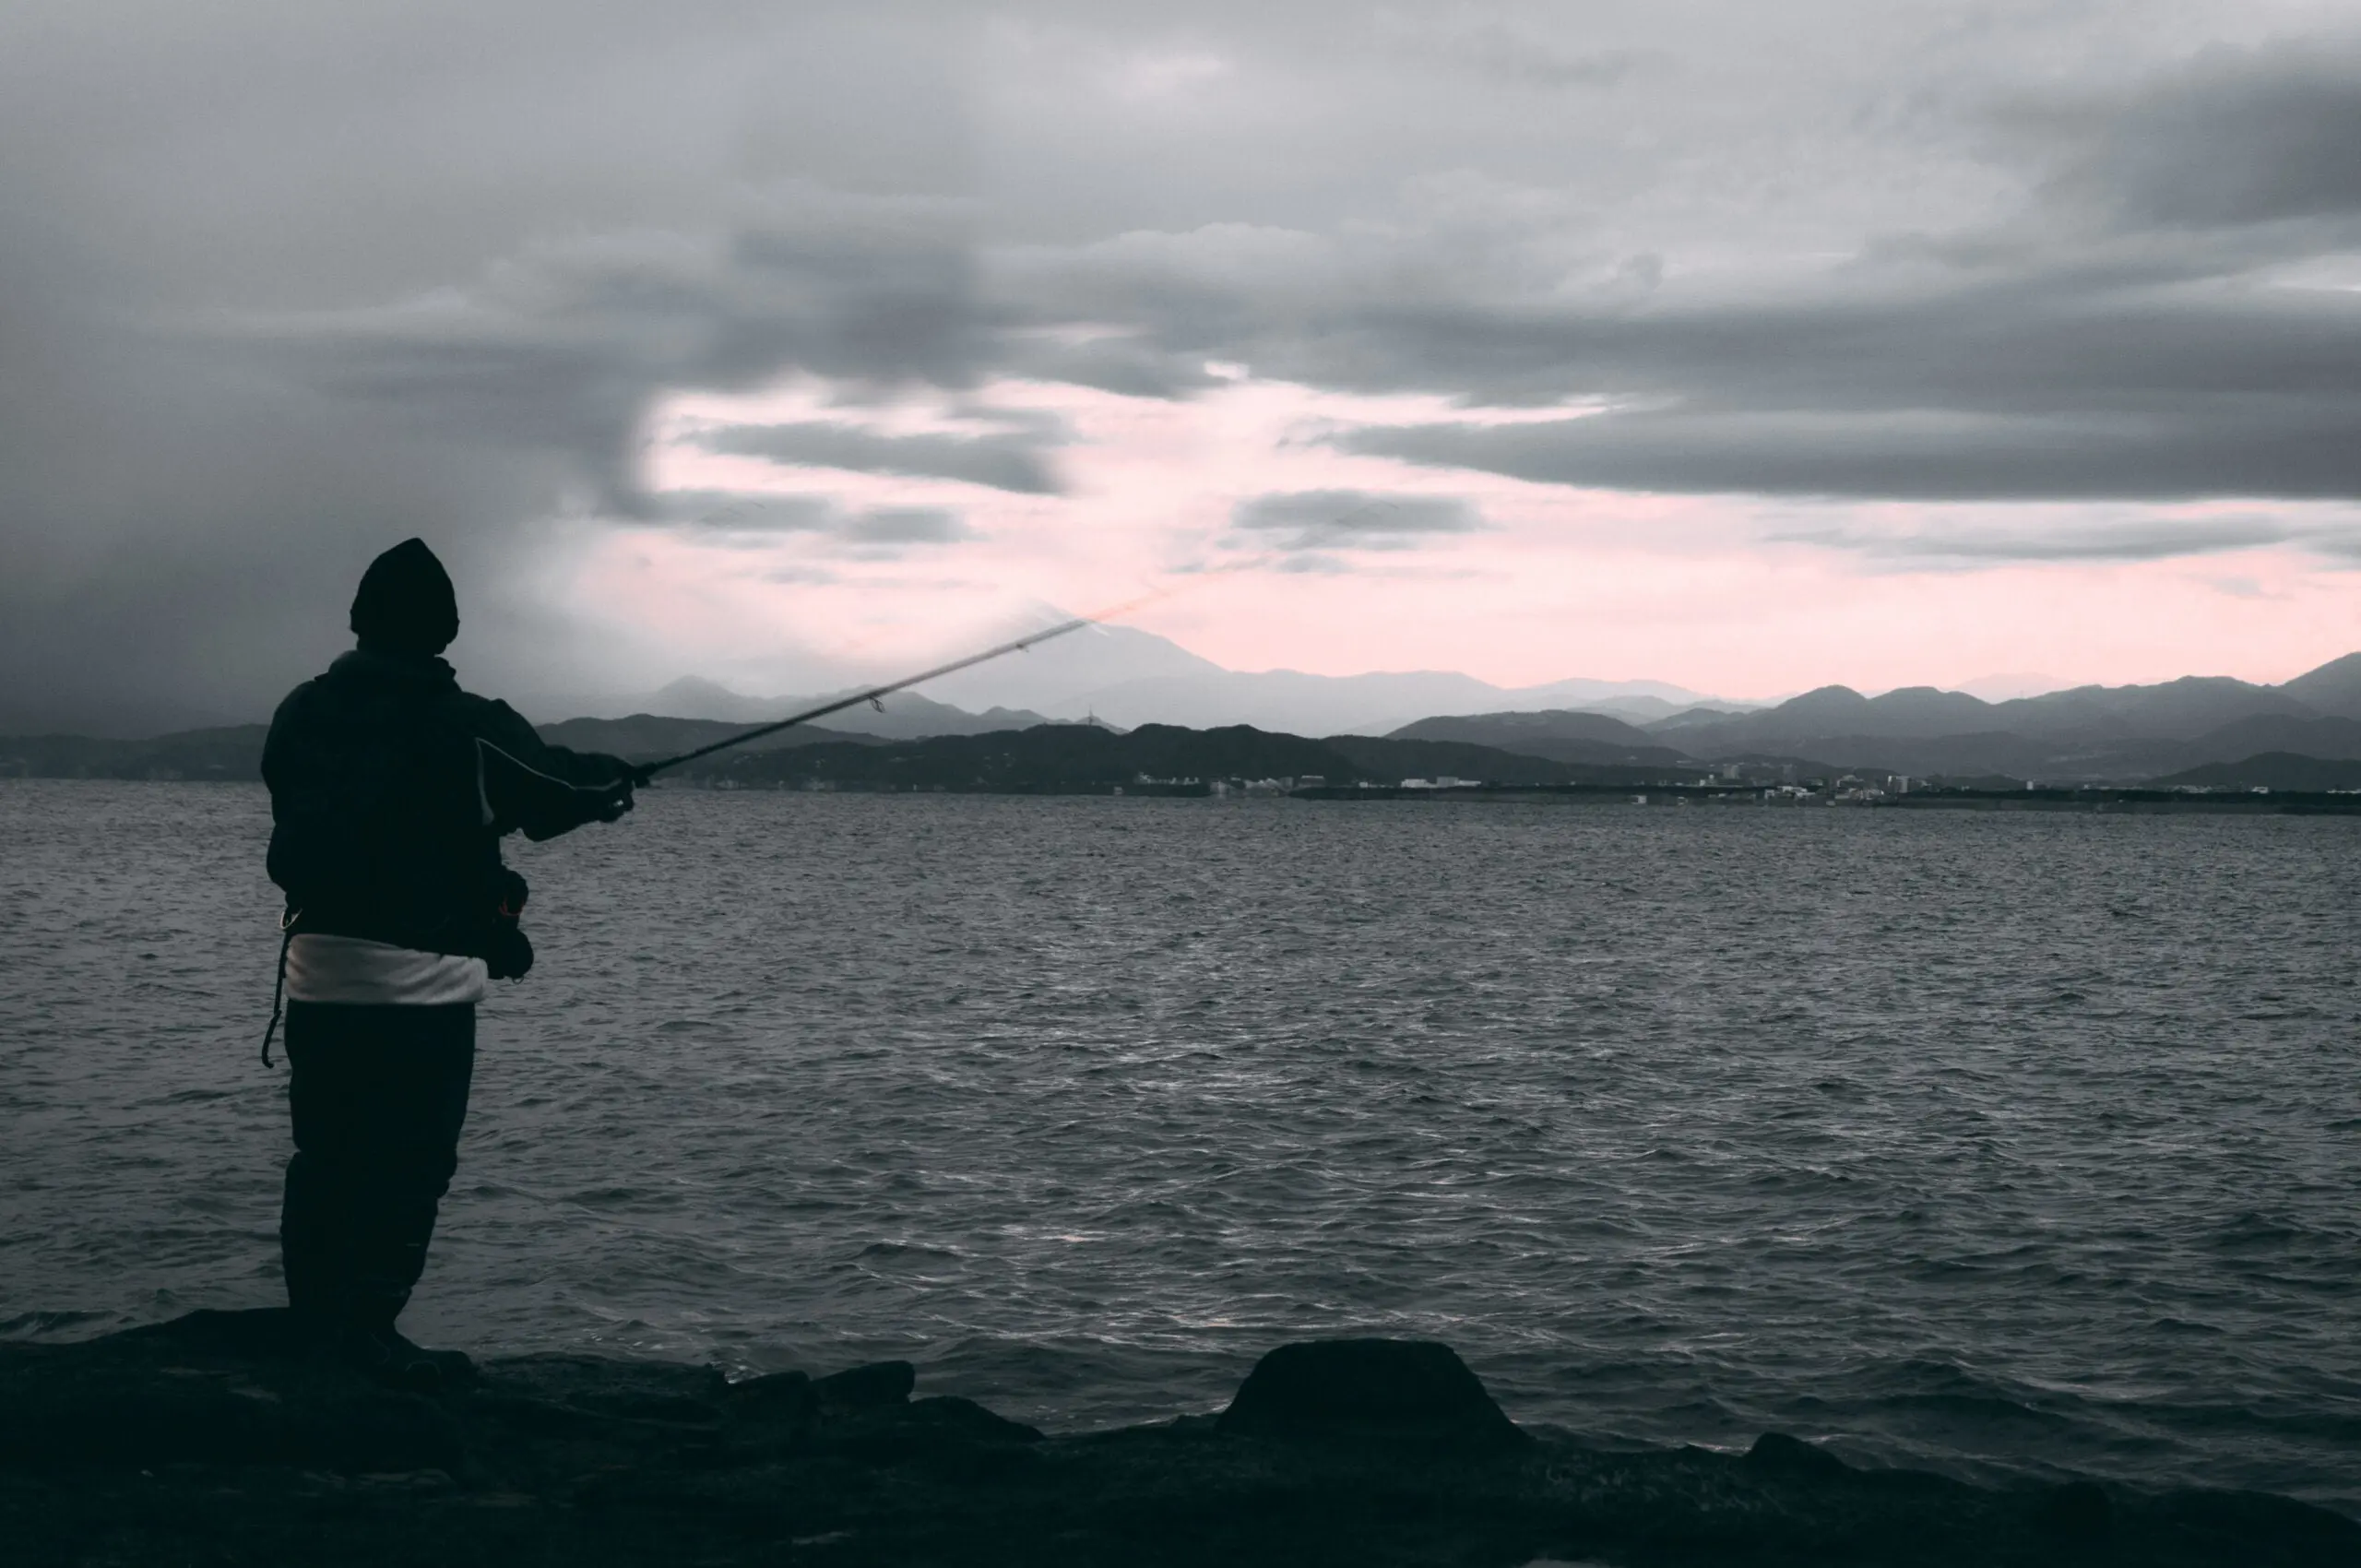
4, 0, 2360, 731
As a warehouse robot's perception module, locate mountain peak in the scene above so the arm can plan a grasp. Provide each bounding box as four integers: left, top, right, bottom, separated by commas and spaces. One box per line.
652, 675, 745, 702
1778, 685, 1871, 713
2280, 651, 2361, 718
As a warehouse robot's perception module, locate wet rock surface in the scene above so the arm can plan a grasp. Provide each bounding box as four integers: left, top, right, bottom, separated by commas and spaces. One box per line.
5, 1311, 2355, 1567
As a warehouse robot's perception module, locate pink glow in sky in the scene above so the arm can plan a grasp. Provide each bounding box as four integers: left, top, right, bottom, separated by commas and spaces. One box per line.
552, 373, 2361, 700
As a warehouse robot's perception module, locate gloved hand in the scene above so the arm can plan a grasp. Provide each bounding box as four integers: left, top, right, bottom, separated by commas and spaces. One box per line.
483, 867, 534, 980
590, 754, 637, 824
590, 777, 635, 823
483, 921, 535, 980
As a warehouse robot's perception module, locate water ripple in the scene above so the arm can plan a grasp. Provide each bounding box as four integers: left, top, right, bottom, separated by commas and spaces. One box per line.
2, 780, 2356, 1513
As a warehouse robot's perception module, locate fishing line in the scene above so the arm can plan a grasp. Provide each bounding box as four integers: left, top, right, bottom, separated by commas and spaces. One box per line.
625, 507, 1392, 780
630, 575, 1215, 781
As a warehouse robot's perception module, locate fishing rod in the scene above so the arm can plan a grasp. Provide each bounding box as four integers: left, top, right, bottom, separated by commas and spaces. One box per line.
624, 519, 1350, 783
628, 590, 1164, 782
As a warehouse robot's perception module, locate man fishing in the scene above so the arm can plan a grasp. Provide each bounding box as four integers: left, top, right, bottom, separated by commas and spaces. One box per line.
257, 539, 1131, 1390
262, 538, 637, 1389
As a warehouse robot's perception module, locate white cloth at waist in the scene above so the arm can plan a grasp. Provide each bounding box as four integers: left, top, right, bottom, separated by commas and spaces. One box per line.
285, 933, 489, 1006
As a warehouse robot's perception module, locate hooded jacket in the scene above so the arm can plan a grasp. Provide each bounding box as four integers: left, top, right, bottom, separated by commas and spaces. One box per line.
263, 647, 629, 956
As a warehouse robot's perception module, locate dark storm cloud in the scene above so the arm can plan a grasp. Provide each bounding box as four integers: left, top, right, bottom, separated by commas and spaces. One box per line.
2023, 44, 2361, 230
0, 179, 1003, 730
1101, 238, 2361, 506
267, 186, 1003, 513
1230, 489, 1483, 552
988, 40, 2361, 512
1335, 389, 2361, 504
0, 1, 989, 731
696, 419, 1061, 494
10, 3, 2361, 730
1000, 331, 1225, 400
0, 220, 589, 732
1142, 251, 2349, 505
1005, 222, 2361, 512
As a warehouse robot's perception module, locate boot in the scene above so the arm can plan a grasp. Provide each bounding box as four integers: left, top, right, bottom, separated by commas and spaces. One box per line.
338, 1322, 476, 1394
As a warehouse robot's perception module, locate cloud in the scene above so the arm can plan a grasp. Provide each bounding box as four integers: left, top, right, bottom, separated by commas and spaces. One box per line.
259, 184, 1002, 513
695, 418, 1061, 493
1230, 489, 1483, 551
0, 0, 999, 730
1003, 198, 2361, 500
1335, 383, 2361, 502
841, 505, 974, 545
2022, 43, 2361, 231
649, 491, 975, 552
1768, 516, 2320, 568
999, 329, 1225, 399
979, 42, 2361, 505
1378, 18, 1654, 91
8, 3, 2361, 729
657, 491, 842, 532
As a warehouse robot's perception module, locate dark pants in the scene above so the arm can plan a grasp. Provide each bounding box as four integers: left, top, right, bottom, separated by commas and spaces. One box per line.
280, 1002, 475, 1331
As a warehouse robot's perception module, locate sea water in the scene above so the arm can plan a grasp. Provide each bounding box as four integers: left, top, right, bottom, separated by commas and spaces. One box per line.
3, 780, 2355, 1511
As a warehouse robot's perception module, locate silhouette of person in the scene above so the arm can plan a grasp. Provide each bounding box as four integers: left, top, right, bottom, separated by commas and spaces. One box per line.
261, 538, 636, 1389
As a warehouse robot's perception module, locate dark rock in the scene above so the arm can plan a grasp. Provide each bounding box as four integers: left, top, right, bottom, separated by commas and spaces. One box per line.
824, 1396, 1048, 1478
0, 1309, 467, 1474
2151, 1490, 2361, 1557
7, 1311, 2359, 1567
116, 1305, 316, 1361
726, 1368, 813, 1420
1216, 1338, 1528, 1449
905, 1396, 1044, 1444
1745, 1431, 1850, 1479
291, 1389, 470, 1472
813, 1359, 915, 1409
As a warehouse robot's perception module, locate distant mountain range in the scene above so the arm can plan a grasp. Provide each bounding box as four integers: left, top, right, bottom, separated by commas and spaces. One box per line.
575, 624, 1730, 739
559, 679, 1057, 740
1389, 710, 1694, 768
1387, 654, 2361, 785
664, 725, 1700, 794
6, 652, 2357, 794
2153, 753, 2361, 791
573, 626, 2359, 758
0, 726, 271, 783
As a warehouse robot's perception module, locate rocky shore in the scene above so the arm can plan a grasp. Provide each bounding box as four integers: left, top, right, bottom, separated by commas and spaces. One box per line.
6, 1311, 2354, 1566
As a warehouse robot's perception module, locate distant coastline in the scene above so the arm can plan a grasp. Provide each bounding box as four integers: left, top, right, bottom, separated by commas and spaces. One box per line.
6, 717, 2360, 804
1296, 781, 2361, 814
6, 650, 2359, 797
